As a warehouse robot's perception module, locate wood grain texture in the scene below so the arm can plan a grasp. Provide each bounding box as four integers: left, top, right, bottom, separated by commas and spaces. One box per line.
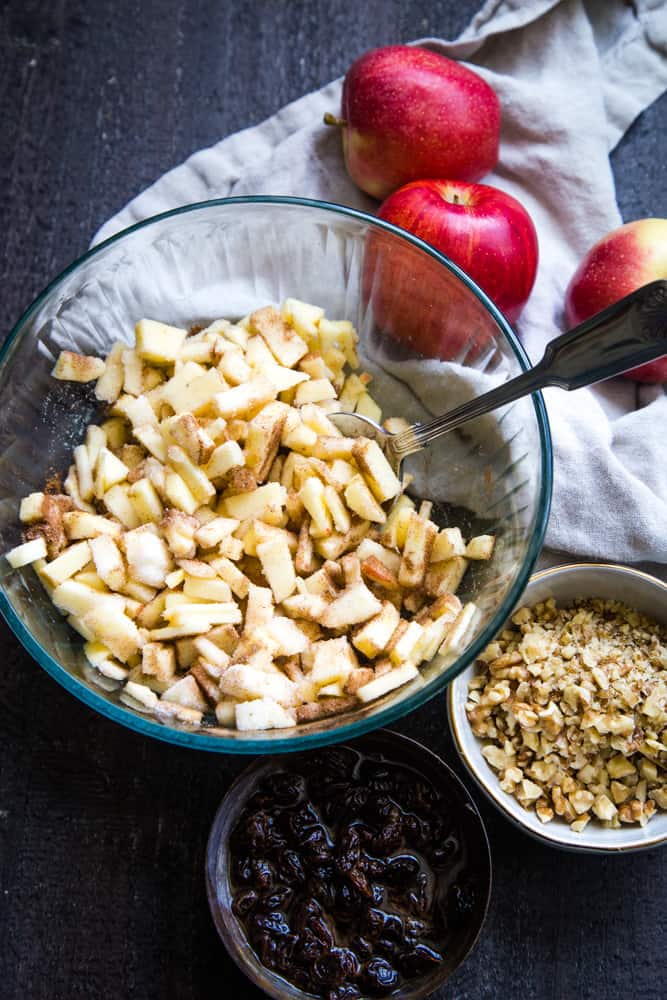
0, 1, 666, 998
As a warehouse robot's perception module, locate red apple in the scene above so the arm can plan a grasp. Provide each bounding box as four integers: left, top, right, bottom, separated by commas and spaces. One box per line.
377, 179, 538, 322
326, 45, 500, 200
362, 179, 537, 364
565, 218, 667, 383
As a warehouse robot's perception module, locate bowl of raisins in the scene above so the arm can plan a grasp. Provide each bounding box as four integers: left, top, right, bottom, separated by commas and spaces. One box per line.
206, 730, 491, 999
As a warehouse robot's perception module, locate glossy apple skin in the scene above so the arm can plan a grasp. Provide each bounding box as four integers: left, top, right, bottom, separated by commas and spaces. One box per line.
339, 45, 500, 200
364, 179, 537, 362
565, 218, 667, 383
377, 179, 538, 322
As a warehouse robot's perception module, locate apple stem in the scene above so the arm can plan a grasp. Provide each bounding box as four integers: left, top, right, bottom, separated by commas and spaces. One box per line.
452, 193, 461, 204
323, 113, 348, 128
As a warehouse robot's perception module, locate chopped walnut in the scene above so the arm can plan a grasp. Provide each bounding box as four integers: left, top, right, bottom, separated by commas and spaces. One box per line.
467, 597, 667, 832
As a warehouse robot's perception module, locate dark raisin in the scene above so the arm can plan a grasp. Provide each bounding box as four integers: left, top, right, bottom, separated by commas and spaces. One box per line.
344, 786, 369, 813
336, 881, 360, 919
291, 967, 312, 990
369, 882, 385, 906
358, 760, 393, 790
249, 909, 291, 940
254, 932, 277, 968
232, 810, 285, 855
403, 813, 431, 848
311, 915, 335, 949
383, 913, 403, 941
305, 748, 358, 785
372, 821, 403, 855
292, 897, 335, 951
347, 866, 373, 899
300, 825, 332, 864
322, 747, 360, 778
362, 907, 388, 939
283, 802, 320, 842
364, 793, 396, 823
407, 872, 430, 916
384, 855, 420, 886
292, 896, 324, 931
313, 948, 360, 986
276, 848, 306, 885
322, 781, 357, 824
295, 928, 330, 963
310, 875, 337, 911
327, 986, 362, 1000
403, 917, 429, 944
248, 858, 274, 891
337, 826, 361, 872
362, 957, 399, 995
431, 835, 459, 869
398, 943, 444, 978
375, 937, 399, 961
232, 888, 258, 918
233, 855, 254, 885
349, 935, 373, 959
269, 771, 305, 805
263, 886, 293, 910
411, 780, 439, 810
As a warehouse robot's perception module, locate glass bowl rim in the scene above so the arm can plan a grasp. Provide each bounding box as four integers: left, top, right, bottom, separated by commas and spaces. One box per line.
0, 195, 553, 753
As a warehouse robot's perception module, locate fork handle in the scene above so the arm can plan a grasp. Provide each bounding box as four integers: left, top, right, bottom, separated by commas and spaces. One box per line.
393, 280, 667, 456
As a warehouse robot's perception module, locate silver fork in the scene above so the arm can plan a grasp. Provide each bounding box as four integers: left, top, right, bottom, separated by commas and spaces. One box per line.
330, 280, 667, 477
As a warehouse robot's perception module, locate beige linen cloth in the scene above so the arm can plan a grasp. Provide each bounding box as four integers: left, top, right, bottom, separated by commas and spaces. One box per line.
94, 0, 667, 575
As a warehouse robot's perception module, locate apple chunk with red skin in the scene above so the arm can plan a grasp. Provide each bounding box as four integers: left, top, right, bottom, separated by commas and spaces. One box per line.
328, 45, 500, 201
565, 218, 667, 383
365, 179, 538, 362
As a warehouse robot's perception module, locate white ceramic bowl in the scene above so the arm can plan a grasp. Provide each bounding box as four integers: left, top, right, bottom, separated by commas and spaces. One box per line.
448, 563, 667, 853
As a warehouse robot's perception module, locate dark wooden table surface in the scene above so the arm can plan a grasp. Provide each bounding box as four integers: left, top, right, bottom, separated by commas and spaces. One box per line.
1, 2, 666, 998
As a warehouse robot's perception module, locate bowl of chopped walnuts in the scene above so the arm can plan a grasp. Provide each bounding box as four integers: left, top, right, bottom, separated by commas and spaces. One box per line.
0, 196, 551, 751
449, 562, 667, 852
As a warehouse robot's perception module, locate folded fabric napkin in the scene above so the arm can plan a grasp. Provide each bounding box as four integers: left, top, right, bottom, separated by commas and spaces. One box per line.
93, 0, 667, 567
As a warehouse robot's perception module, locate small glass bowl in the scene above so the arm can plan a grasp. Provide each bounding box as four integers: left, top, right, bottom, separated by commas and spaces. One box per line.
205, 728, 492, 999
0, 196, 552, 752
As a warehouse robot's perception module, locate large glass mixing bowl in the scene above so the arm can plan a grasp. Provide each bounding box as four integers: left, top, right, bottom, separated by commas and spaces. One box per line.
0, 197, 552, 752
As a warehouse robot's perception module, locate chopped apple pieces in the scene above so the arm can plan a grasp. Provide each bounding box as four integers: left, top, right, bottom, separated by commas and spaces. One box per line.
465, 533, 496, 560
135, 319, 187, 364
351, 438, 401, 503
250, 306, 308, 368
89, 534, 126, 591
344, 475, 386, 524
352, 601, 401, 658
52, 350, 106, 383
6, 297, 494, 733
5, 536, 48, 568
398, 513, 437, 589
356, 663, 420, 703
236, 698, 295, 731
